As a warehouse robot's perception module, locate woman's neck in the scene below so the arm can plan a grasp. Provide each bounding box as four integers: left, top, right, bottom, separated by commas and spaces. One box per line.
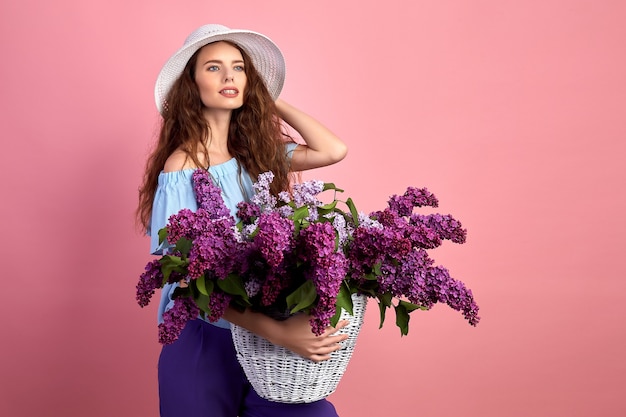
203, 109, 233, 164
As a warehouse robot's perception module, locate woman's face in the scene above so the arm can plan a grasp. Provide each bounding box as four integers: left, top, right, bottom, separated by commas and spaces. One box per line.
194, 41, 247, 113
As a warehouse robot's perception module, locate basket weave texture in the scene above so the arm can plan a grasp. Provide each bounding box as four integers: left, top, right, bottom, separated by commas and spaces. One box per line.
231, 294, 367, 403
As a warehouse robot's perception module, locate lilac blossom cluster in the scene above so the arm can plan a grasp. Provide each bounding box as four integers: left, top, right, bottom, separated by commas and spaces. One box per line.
136, 259, 163, 308
136, 170, 241, 344
235, 175, 348, 334
347, 188, 480, 328
239, 210, 295, 307
158, 297, 200, 344
137, 169, 480, 344
298, 222, 349, 334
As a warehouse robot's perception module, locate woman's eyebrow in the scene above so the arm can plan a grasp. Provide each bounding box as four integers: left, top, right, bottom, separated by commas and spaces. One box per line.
202, 59, 245, 65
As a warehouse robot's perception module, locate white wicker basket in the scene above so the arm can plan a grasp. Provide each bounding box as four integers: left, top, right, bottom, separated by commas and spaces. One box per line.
231, 294, 367, 403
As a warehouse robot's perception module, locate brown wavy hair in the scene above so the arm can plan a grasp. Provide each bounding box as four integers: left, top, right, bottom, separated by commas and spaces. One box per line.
137, 42, 294, 230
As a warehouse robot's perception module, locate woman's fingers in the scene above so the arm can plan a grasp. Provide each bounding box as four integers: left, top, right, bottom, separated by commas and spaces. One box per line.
273, 315, 352, 362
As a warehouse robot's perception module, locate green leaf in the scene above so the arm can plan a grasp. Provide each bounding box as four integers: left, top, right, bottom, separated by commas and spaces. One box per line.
159, 255, 186, 281
292, 206, 310, 222
345, 198, 359, 227
329, 281, 353, 327
315, 215, 333, 223
194, 275, 214, 296
380, 291, 393, 307
364, 272, 378, 281
159, 255, 185, 266
216, 274, 248, 298
286, 280, 318, 314
359, 288, 378, 298
158, 227, 168, 245
394, 303, 411, 336
293, 220, 302, 235
329, 282, 352, 327
195, 293, 211, 315
330, 305, 342, 328
375, 291, 393, 329
378, 301, 387, 329
398, 300, 425, 312
175, 238, 192, 256
335, 283, 354, 315
323, 183, 344, 193
319, 201, 338, 211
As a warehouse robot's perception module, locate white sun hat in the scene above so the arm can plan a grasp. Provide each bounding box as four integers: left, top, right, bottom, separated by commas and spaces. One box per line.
154, 24, 286, 114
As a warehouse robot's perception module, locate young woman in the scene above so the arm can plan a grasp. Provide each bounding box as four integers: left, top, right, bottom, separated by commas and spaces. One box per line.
137, 24, 349, 417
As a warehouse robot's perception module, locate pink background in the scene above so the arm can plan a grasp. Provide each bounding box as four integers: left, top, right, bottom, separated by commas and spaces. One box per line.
2, 0, 625, 416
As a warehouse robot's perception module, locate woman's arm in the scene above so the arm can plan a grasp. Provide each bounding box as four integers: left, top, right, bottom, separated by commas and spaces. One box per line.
275, 99, 348, 171
245, 100, 348, 361
223, 307, 349, 363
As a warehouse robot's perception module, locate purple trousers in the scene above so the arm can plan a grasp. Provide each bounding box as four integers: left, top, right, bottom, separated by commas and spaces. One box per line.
158, 319, 339, 417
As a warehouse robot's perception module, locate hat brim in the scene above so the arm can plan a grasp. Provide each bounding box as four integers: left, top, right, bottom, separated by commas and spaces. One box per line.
155, 27, 285, 114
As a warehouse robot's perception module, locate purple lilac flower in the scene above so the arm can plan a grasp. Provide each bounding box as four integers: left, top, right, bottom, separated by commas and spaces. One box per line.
136, 259, 164, 307
310, 296, 338, 336
298, 222, 336, 261
307, 252, 347, 298
167, 207, 234, 245
192, 170, 231, 218
425, 266, 480, 326
255, 211, 295, 268
410, 213, 467, 245
251, 171, 277, 210
388, 187, 439, 217
158, 297, 200, 344
236, 201, 261, 223
244, 276, 262, 298
403, 221, 441, 249
278, 191, 291, 204
348, 223, 410, 283
394, 249, 435, 305
292, 179, 325, 207
261, 271, 288, 306
298, 223, 348, 335
372, 208, 408, 232
328, 213, 352, 247
231, 227, 243, 244
241, 223, 259, 240
310, 205, 321, 221
207, 292, 232, 322
356, 212, 382, 229
395, 249, 479, 326
165, 208, 198, 243
306, 252, 347, 335
187, 218, 239, 279
278, 205, 294, 217
376, 261, 399, 294
231, 241, 255, 276
347, 226, 387, 280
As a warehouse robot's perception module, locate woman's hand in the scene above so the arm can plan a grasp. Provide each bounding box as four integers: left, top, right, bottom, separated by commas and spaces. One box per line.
223, 307, 349, 362
268, 314, 350, 362
274, 99, 348, 171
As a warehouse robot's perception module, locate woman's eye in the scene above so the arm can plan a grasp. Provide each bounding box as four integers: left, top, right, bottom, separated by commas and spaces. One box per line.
234, 65, 245, 72
208, 65, 219, 71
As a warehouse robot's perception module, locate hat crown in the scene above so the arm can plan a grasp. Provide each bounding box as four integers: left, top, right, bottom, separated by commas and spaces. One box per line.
184, 24, 230, 46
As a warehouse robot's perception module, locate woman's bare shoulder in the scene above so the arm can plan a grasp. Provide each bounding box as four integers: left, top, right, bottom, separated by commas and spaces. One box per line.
163, 149, 202, 172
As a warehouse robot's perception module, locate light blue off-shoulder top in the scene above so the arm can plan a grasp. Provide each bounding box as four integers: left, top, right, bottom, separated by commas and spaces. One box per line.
148, 143, 298, 328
